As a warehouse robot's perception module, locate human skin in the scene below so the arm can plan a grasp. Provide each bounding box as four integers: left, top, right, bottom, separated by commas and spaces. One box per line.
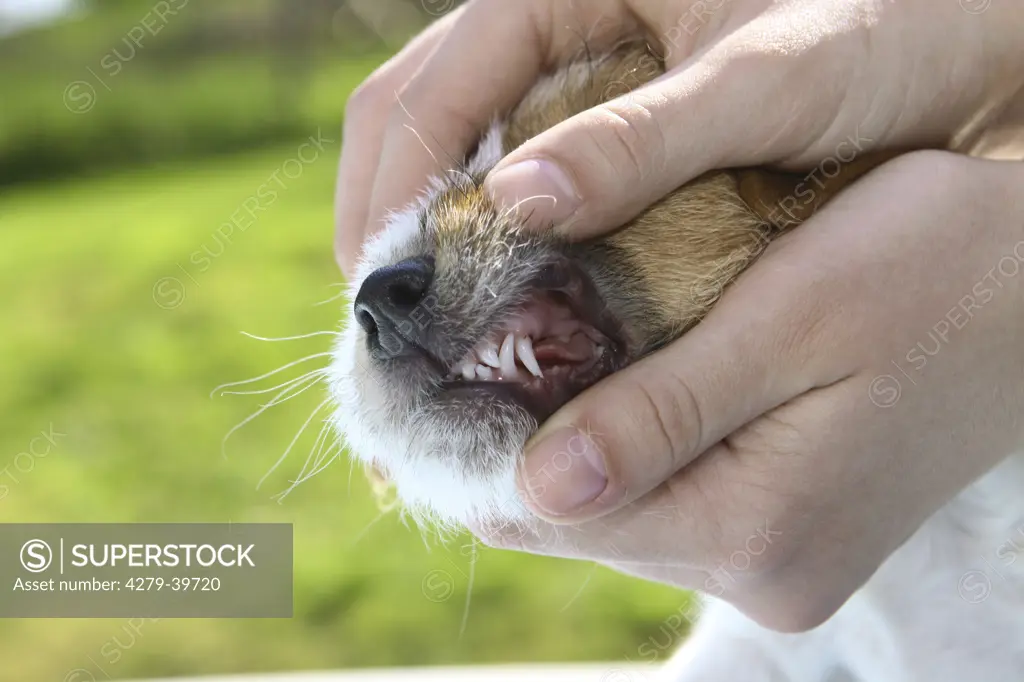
333, 0, 1024, 630
481, 151, 1024, 631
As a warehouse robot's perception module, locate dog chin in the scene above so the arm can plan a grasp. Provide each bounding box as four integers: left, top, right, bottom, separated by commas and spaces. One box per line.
336, 417, 532, 530
383, 445, 532, 530
328, 334, 529, 529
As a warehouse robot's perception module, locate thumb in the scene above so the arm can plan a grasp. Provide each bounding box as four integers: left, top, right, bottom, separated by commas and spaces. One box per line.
515, 251, 839, 523
484, 30, 848, 239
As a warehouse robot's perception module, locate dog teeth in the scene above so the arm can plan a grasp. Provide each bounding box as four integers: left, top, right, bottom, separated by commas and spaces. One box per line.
499, 333, 519, 378
479, 345, 501, 368
454, 332, 549, 382
516, 336, 543, 378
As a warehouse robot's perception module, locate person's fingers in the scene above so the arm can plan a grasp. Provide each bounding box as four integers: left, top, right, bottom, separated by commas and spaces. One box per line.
480, 375, 869, 627
511, 300, 808, 522
512, 149, 963, 524
483, 16, 859, 238
363, 0, 639, 242
513, 203, 879, 523
471, 478, 717, 573
477, 425, 802, 572
334, 6, 465, 276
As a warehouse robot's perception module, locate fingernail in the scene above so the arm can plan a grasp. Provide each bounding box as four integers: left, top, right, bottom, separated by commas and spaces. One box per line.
519, 426, 607, 516
486, 159, 580, 229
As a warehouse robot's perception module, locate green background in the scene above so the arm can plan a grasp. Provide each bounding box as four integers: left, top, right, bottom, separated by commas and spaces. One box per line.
0, 1, 692, 679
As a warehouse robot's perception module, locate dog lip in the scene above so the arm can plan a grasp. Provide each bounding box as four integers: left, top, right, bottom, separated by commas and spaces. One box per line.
437, 257, 629, 421
438, 340, 623, 423
537, 258, 628, 359
436, 381, 552, 422
438, 382, 539, 408
364, 253, 629, 421
369, 335, 448, 376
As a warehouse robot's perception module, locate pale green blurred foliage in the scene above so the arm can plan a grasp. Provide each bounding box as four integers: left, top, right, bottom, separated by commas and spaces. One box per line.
0, 1, 691, 679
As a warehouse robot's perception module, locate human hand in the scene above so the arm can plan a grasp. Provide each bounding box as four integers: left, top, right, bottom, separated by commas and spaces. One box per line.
474, 151, 1024, 631
335, 0, 1024, 274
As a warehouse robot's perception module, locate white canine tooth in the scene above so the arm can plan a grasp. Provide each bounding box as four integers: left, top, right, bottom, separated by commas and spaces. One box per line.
499, 333, 519, 377
479, 344, 501, 368
475, 364, 494, 380
516, 336, 543, 378
461, 363, 476, 380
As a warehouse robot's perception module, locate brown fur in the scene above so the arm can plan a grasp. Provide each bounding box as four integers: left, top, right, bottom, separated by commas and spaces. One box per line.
352, 41, 903, 507
504, 42, 896, 340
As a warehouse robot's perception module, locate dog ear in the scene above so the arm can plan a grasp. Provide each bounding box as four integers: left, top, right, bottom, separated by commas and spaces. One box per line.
736, 150, 905, 231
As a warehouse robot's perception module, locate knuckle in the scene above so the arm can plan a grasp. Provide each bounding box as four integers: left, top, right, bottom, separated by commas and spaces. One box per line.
729, 410, 808, 464
345, 75, 394, 128
627, 369, 702, 474
380, 82, 479, 161
580, 97, 668, 188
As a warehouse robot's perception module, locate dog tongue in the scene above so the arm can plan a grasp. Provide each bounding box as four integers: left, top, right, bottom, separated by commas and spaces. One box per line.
532, 333, 594, 364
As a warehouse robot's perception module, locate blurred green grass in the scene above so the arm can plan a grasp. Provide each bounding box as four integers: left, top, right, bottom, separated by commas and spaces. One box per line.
0, 3, 696, 676
0, 141, 692, 678
0, 0, 391, 186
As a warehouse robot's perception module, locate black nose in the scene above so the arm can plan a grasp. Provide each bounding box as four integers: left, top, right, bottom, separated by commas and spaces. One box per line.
354, 256, 435, 359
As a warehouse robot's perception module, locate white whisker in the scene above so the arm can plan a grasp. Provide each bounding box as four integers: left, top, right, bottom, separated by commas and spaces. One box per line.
273, 441, 341, 503
307, 428, 342, 475
418, 519, 433, 553
314, 284, 350, 307
395, 91, 416, 122
287, 418, 335, 490
259, 397, 332, 492
219, 368, 327, 397
507, 193, 557, 215
302, 447, 342, 485
459, 537, 477, 640
210, 352, 333, 397
560, 563, 597, 612
221, 373, 324, 459
446, 168, 474, 185
347, 455, 357, 497
403, 123, 440, 169
347, 511, 387, 548
239, 330, 340, 342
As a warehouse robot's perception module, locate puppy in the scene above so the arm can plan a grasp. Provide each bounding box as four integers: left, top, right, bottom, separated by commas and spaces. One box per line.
330, 42, 1024, 680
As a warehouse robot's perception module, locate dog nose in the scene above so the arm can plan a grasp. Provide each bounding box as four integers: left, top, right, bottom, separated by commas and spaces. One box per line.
354, 256, 435, 359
